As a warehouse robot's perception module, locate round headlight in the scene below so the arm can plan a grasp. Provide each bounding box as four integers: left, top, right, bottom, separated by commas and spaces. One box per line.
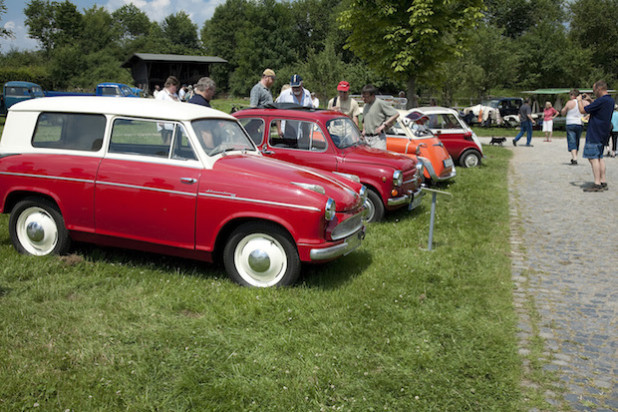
393, 170, 403, 187
325, 198, 336, 221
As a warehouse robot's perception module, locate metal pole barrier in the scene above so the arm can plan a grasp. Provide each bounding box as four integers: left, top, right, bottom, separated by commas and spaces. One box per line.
421, 187, 452, 251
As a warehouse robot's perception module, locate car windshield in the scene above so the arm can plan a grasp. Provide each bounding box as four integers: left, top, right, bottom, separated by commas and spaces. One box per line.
325, 116, 362, 149
400, 118, 434, 137
191, 119, 255, 156
481, 99, 500, 108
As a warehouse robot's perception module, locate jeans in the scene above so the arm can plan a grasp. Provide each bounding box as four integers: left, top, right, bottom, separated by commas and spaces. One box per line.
514, 120, 533, 145
566, 124, 583, 152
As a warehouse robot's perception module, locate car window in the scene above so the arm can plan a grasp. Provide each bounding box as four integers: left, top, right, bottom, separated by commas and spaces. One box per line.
191, 119, 255, 156
238, 118, 265, 145
430, 114, 460, 130
110, 118, 193, 159
325, 117, 362, 149
6, 86, 31, 97
32, 112, 106, 151
269, 119, 326, 151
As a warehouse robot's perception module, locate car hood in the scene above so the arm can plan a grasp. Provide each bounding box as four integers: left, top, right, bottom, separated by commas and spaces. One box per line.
212, 154, 361, 210
341, 145, 417, 170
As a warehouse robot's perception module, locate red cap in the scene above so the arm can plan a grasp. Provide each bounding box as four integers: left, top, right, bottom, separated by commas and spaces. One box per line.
337, 81, 350, 92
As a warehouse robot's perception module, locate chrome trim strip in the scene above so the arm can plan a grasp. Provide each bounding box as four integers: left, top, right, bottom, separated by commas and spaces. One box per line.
96, 180, 197, 197
200, 192, 321, 212
0, 171, 94, 184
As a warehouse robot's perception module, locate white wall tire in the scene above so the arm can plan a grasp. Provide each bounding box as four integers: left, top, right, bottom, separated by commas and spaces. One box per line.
459, 150, 481, 168
9, 198, 70, 256
223, 222, 300, 287
364, 189, 385, 223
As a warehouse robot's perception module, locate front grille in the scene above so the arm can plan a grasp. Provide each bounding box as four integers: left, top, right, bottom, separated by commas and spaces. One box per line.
331, 213, 363, 241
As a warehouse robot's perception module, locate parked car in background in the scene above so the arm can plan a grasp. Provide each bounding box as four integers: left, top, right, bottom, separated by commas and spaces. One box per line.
234, 105, 424, 223
408, 106, 484, 168
0, 97, 367, 288
0, 81, 45, 115
385, 109, 456, 184
462, 97, 523, 127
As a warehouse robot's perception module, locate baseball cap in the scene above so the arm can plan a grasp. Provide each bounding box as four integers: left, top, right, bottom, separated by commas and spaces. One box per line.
290, 74, 303, 87
337, 81, 350, 92
263, 69, 276, 77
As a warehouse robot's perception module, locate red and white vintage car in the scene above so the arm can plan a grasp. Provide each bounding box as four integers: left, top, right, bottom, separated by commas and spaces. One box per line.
0, 97, 366, 287
233, 106, 424, 223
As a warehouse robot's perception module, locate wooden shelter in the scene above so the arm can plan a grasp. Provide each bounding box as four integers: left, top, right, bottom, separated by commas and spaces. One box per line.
122, 53, 227, 95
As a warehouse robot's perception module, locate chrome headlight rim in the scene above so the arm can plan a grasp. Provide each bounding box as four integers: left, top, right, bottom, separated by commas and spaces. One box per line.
392, 170, 403, 187
359, 185, 368, 203
325, 198, 336, 221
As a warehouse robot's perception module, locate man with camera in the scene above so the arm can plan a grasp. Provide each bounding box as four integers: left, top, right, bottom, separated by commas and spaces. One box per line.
577, 81, 615, 192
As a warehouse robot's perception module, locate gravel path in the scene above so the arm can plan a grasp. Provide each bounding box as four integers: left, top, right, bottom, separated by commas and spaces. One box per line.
480, 136, 617, 411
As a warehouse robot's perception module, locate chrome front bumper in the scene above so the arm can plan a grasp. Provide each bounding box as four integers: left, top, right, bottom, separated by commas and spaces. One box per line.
419, 156, 457, 182
387, 194, 411, 207
408, 186, 425, 210
310, 227, 365, 261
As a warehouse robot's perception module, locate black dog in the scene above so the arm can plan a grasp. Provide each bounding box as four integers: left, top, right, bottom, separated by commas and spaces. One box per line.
489, 137, 507, 146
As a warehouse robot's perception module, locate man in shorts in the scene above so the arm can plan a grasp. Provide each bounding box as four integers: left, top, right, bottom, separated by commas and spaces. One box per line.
577, 80, 615, 192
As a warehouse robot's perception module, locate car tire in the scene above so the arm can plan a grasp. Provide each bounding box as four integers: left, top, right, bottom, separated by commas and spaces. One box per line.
364, 189, 385, 223
9, 197, 71, 256
459, 150, 481, 168
223, 222, 301, 287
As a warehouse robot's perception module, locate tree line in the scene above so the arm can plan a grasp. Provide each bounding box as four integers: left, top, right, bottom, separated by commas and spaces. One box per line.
1, 0, 616, 107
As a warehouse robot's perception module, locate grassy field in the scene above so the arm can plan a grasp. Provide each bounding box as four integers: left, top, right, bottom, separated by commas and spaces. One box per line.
0, 143, 532, 410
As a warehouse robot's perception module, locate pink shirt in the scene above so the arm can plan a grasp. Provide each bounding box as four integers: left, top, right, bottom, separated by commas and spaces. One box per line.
543, 107, 558, 121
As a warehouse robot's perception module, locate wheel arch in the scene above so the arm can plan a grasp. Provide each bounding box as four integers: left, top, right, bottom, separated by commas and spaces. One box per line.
212, 217, 296, 263
3, 190, 61, 215
458, 148, 482, 167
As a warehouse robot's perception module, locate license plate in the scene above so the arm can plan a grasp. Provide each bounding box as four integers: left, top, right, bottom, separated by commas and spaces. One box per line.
443, 158, 454, 168
343, 230, 363, 255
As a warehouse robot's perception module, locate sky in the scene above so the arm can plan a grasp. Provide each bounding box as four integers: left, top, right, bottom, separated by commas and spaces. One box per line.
1, 0, 225, 51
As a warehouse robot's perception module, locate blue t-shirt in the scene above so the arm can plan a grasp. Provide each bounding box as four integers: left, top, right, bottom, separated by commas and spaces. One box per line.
611, 111, 618, 132
584, 94, 615, 144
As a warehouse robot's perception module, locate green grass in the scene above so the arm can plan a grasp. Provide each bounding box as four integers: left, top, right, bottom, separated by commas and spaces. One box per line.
0, 145, 530, 410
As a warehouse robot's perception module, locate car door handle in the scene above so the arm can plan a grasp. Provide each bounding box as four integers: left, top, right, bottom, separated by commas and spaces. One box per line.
180, 177, 197, 184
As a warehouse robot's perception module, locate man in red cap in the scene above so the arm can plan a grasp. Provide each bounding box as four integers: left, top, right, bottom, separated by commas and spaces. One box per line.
328, 80, 361, 126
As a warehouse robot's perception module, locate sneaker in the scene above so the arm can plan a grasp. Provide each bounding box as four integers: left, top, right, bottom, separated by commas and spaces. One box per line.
583, 184, 604, 192
571, 159, 578, 165
601, 182, 608, 191
512, 139, 517, 146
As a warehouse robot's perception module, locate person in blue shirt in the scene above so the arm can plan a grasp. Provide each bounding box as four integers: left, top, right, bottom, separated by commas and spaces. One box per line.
610, 104, 618, 158
188, 77, 216, 108
577, 80, 615, 192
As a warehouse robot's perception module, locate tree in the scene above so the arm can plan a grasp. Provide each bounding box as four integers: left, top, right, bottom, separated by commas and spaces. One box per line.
160, 11, 200, 52
112, 4, 151, 40
24, 0, 83, 55
0, 0, 14, 41
569, 0, 618, 81
338, 0, 484, 107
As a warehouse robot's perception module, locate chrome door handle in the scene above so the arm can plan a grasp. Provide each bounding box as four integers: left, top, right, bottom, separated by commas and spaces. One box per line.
180, 177, 197, 184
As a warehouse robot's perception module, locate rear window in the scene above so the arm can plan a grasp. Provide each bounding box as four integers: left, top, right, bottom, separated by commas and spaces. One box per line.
32, 112, 106, 151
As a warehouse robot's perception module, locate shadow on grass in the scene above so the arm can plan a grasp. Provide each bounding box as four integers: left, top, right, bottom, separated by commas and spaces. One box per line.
301, 249, 372, 289
71, 241, 372, 289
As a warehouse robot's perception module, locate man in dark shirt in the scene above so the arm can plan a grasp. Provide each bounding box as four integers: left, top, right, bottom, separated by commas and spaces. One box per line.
188, 77, 216, 108
577, 80, 615, 192
512, 98, 535, 146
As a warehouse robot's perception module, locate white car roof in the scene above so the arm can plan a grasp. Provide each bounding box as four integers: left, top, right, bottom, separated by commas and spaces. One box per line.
409, 106, 459, 116
9, 96, 235, 122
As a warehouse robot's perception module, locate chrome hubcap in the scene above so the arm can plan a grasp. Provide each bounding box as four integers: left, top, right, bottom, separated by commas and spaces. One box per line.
248, 249, 271, 273
26, 221, 45, 242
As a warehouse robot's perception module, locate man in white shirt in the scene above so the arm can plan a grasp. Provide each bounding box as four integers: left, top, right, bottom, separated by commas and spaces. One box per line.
276, 74, 313, 107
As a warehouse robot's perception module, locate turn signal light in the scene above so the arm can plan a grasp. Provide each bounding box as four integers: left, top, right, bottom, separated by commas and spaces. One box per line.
391, 189, 399, 197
